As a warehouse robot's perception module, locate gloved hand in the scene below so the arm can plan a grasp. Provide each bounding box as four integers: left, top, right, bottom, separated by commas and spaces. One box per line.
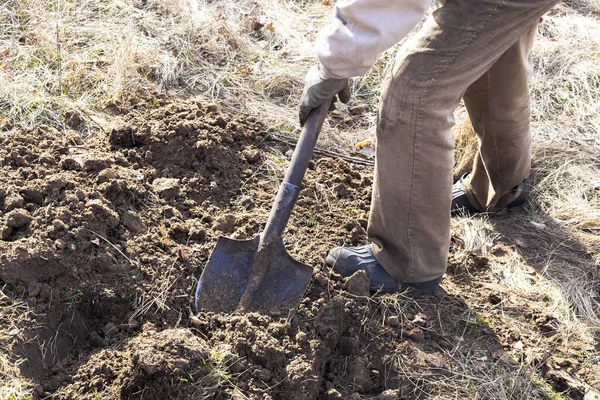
299, 65, 350, 126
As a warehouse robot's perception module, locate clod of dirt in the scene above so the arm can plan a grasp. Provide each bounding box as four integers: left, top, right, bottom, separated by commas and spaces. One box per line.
83, 156, 111, 172
6, 209, 32, 228
63, 111, 82, 128
59, 156, 83, 171
152, 177, 180, 200
243, 148, 261, 163
348, 105, 367, 115
3, 194, 24, 211
21, 186, 44, 205
213, 214, 236, 234
85, 199, 120, 229
88, 331, 106, 348
96, 168, 117, 184
345, 270, 370, 297
121, 210, 147, 233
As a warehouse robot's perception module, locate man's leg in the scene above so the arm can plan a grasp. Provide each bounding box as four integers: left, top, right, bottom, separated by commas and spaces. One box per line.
462, 24, 538, 212
365, 0, 557, 285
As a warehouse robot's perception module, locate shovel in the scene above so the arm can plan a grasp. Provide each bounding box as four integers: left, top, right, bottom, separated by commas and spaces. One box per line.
195, 100, 332, 317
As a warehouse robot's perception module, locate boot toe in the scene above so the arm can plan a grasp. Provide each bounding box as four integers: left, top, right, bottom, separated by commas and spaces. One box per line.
325, 245, 399, 293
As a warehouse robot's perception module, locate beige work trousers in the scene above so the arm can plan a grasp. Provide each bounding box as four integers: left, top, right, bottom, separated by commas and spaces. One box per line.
368, 0, 558, 284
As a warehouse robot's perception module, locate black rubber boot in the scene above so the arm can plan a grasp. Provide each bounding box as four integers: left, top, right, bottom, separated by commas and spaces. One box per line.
325, 245, 441, 294
451, 173, 531, 216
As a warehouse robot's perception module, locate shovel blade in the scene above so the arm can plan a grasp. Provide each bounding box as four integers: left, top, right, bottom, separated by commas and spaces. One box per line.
195, 235, 313, 317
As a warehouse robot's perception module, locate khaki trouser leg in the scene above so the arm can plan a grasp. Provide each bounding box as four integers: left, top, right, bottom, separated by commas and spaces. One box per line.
463, 24, 538, 212
367, 0, 557, 283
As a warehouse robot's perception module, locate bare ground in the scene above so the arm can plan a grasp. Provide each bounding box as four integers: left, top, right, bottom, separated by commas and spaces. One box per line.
0, 98, 598, 399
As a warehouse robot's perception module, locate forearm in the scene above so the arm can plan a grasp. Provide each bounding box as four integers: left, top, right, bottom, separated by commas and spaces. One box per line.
316, 0, 431, 79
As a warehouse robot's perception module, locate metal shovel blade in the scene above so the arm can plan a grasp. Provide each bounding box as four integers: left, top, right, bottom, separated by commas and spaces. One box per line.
195, 234, 313, 317
194, 101, 330, 317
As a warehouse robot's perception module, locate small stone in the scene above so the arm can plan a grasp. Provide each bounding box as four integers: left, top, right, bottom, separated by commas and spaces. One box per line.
345, 270, 370, 297
345, 394, 361, 400
348, 105, 367, 116
412, 312, 428, 325
326, 389, 342, 400
6, 209, 32, 228
387, 315, 400, 327
152, 178, 180, 200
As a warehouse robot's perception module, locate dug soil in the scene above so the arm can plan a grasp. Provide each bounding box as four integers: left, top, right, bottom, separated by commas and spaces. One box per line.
1, 99, 597, 399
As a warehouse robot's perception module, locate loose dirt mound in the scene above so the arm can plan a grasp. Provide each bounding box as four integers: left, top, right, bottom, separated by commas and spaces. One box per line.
1, 100, 597, 399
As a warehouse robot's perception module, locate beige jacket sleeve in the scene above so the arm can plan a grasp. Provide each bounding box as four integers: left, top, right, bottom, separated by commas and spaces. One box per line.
317, 0, 431, 79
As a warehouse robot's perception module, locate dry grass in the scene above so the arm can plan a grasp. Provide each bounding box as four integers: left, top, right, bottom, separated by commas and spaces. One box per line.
0, 0, 328, 133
